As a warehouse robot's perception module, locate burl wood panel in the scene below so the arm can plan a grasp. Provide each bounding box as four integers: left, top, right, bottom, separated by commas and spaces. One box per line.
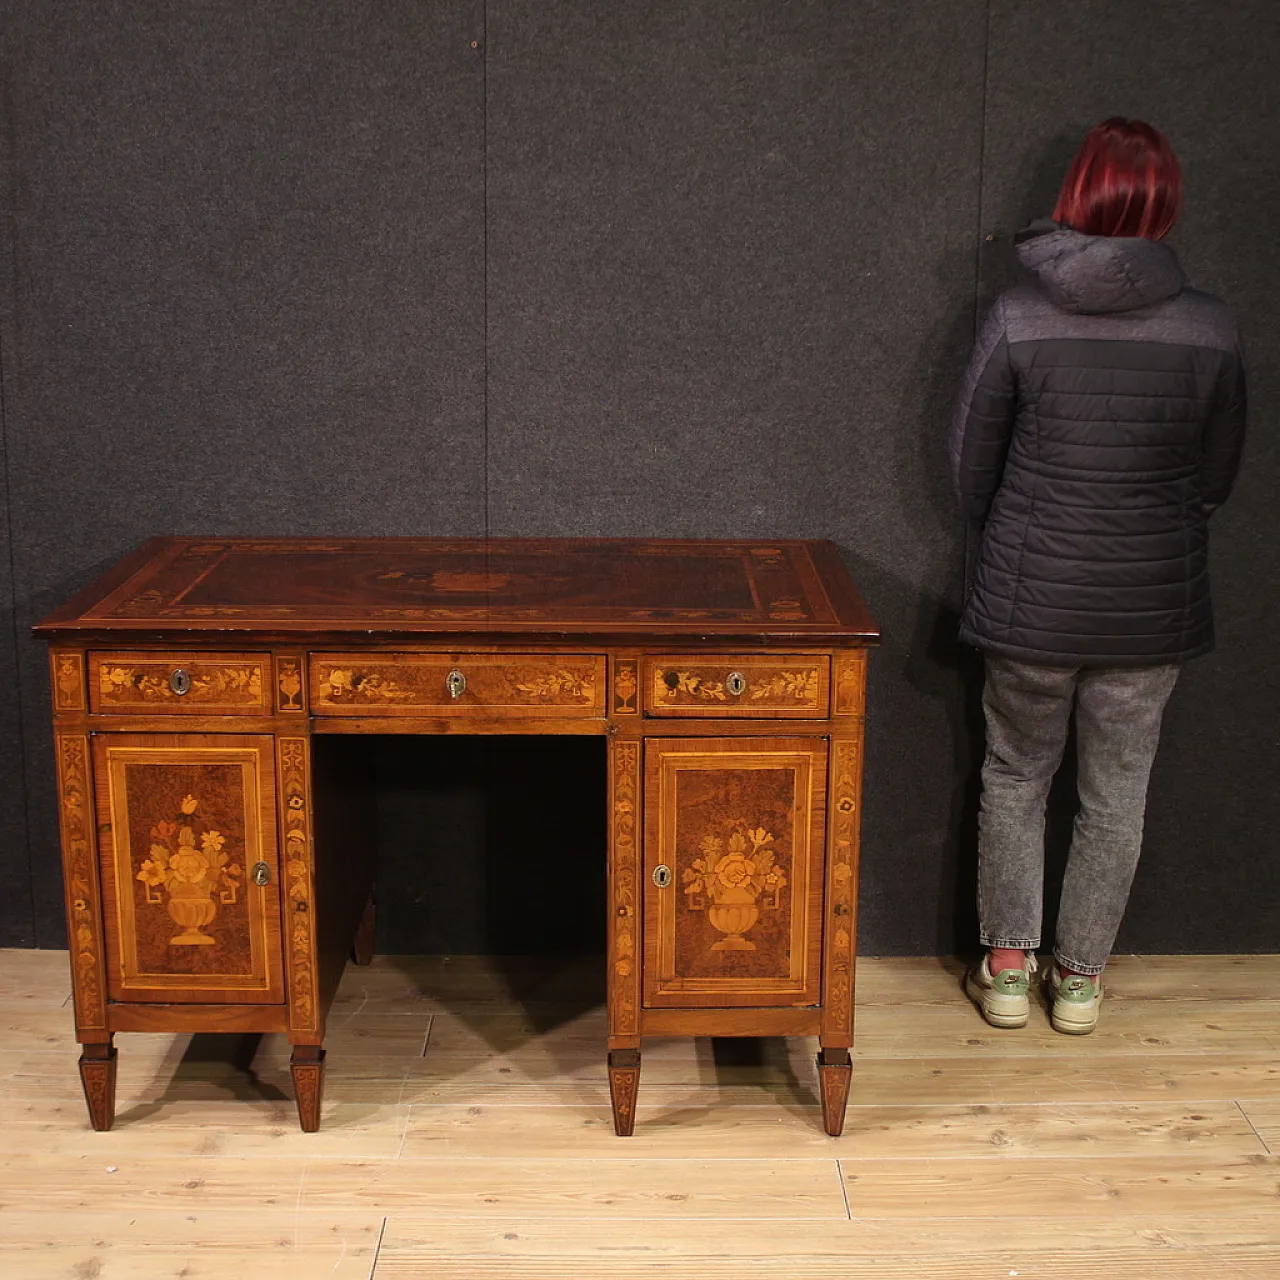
644, 655, 830, 718
36, 538, 878, 641
94, 738, 284, 1002
310, 653, 606, 717
89, 652, 269, 713
644, 739, 827, 1008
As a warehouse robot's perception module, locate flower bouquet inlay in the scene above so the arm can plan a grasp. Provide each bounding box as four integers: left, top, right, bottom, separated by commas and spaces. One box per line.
682, 824, 787, 951
136, 794, 242, 946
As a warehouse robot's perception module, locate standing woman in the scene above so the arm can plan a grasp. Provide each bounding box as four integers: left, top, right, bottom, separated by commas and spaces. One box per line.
950, 118, 1247, 1033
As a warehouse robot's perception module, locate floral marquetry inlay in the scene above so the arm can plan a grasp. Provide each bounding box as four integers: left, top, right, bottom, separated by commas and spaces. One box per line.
92, 656, 268, 712
54, 653, 86, 710
834, 652, 867, 717
647, 741, 825, 1004
135, 795, 242, 946
57, 735, 106, 1030
646, 657, 828, 717
823, 738, 863, 1039
321, 668, 412, 702
514, 669, 596, 701
276, 657, 304, 712
612, 659, 639, 714
94, 741, 285, 997
310, 654, 606, 716
682, 824, 788, 952
609, 742, 641, 1036
279, 739, 319, 1034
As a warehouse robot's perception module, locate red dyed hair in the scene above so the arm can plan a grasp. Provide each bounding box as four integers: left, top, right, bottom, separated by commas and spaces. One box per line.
1053, 117, 1182, 240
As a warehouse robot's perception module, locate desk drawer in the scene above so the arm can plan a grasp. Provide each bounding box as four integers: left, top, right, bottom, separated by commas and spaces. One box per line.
90, 652, 270, 714
310, 653, 607, 717
644, 655, 830, 718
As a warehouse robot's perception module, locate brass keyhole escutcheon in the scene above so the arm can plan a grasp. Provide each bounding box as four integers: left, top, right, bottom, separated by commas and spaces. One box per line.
652, 864, 673, 888
170, 668, 191, 696
251, 861, 271, 887
726, 671, 747, 697
446, 669, 467, 699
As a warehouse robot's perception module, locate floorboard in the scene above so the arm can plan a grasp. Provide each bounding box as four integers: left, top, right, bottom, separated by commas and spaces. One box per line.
2, 950, 1279, 1279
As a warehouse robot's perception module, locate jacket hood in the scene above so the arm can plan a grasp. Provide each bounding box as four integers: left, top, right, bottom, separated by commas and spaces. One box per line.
1014, 219, 1186, 314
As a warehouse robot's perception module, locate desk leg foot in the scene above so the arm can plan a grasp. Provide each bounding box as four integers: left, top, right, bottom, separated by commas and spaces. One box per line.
608, 1049, 641, 1136
352, 897, 375, 967
79, 1040, 118, 1132
817, 1047, 852, 1136
291, 1046, 326, 1132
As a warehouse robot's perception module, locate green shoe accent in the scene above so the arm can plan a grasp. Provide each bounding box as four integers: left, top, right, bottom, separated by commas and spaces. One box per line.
1057, 976, 1095, 1003
993, 969, 1029, 996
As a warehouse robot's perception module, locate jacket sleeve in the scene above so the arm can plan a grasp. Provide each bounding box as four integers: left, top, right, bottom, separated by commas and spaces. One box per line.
1200, 342, 1247, 513
949, 297, 1017, 526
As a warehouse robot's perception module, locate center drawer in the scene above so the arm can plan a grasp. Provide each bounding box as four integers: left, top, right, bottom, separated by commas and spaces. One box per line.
309, 653, 607, 717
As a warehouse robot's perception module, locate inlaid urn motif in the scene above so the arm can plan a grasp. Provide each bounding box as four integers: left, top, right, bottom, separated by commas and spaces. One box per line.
682, 824, 787, 951
135, 795, 242, 945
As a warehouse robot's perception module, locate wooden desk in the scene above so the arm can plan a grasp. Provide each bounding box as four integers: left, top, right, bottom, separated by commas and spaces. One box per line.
36, 537, 878, 1136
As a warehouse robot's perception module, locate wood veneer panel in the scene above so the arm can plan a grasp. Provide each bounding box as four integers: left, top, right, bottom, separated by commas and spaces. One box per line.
34, 537, 879, 642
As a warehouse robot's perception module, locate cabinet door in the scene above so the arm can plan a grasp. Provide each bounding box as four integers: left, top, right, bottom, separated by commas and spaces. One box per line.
644, 738, 827, 1008
93, 735, 285, 1003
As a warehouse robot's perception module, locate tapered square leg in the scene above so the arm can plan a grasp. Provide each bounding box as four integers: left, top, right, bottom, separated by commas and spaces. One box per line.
817, 1046, 852, 1136
352, 897, 375, 966
290, 1046, 326, 1132
79, 1041, 118, 1132
608, 1048, 641, 1136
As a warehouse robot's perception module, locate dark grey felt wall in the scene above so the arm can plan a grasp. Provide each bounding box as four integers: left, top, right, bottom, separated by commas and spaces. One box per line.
1, 1, 488, 945
0, 1, 1275, 955
978, 1, 1280, 954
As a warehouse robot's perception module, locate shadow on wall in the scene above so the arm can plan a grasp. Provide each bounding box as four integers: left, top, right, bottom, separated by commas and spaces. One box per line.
868, 131, 1094, 958
978, 128, 1088, 303
904, 239, 987, 957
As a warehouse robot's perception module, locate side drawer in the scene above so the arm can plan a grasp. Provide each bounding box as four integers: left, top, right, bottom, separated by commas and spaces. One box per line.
90, 652, 270, 714
644, 655, 830, 718
310, 653, 607, 717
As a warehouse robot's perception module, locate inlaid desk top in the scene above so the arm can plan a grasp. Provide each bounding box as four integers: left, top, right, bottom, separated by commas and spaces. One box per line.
35, 536, 879, 646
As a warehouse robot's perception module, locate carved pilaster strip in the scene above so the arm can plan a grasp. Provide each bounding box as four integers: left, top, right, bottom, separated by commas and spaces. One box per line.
275, 654, 306, 714
278, 738, 320, 1035
822, 735, 864, 1044
609, 741, 641, 1038
834, 650, 867, 718
51, 651, 86, 712
56, 734, 107, 1032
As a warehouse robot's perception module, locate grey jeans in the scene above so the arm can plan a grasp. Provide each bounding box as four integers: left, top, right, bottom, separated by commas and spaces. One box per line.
977, 656, 1180, 975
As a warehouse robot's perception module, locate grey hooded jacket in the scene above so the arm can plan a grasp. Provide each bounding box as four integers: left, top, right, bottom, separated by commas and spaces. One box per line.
950, 221, 1247, 666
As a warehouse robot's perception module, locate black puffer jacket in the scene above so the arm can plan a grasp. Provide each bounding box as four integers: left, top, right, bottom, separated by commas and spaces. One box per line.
950, 221, 1247, 666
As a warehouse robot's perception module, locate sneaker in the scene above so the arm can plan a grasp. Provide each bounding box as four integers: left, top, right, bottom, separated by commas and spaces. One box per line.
965, 952, 1037, 1028
1045, 964, 1103, 1035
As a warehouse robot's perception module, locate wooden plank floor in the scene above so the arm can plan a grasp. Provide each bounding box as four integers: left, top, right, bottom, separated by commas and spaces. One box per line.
3, 950, 1280, 1278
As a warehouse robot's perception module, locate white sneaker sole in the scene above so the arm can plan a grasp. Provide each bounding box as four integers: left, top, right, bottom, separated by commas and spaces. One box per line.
1051, 1001, 1100, 1035
965, 972, 1029, 1029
